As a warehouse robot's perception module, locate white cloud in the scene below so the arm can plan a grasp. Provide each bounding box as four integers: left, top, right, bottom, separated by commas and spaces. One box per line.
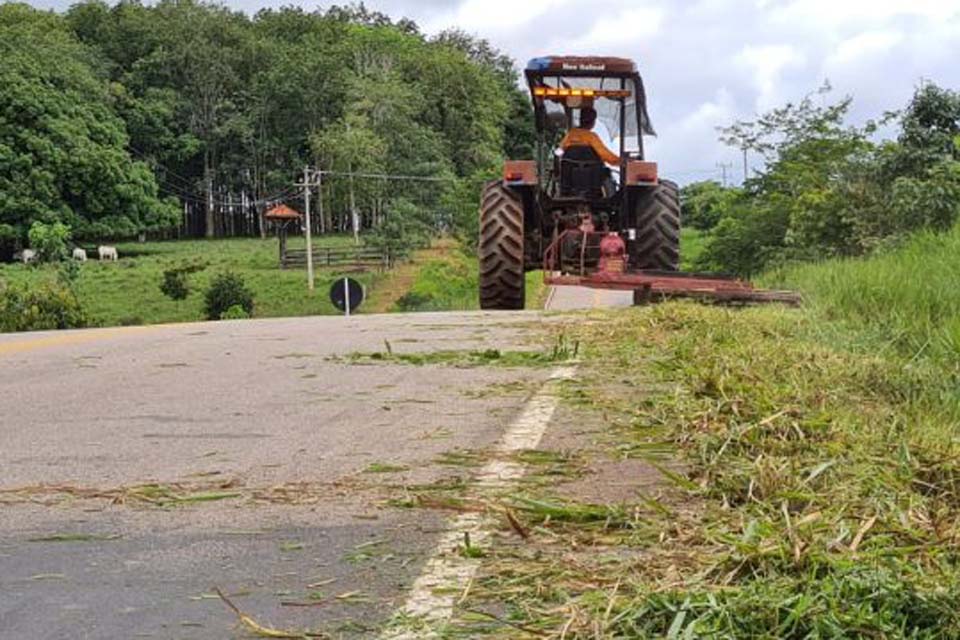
678, 88, 737, 134
827, 30, 903, 67
558, 6, 664, 52
735, 44, 807, 110
422, 0, 572, 35
645, 88, 741, 183
770, 0, 960, 30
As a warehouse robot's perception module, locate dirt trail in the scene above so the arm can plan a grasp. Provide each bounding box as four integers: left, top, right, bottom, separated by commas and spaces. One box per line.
365, 239, 457, 313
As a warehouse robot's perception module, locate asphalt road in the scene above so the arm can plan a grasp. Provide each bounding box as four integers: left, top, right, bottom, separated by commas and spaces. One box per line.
0, 310, 565, 639
545, 284, 633, 310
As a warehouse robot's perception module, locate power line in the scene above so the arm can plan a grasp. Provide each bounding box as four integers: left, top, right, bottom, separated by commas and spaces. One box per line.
314, 169, 460, 183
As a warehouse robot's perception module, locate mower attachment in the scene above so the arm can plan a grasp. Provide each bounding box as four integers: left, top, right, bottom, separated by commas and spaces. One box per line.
543, 230, 801, 306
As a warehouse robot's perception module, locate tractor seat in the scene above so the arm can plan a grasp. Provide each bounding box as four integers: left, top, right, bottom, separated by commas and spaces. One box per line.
558, 145, 607, 198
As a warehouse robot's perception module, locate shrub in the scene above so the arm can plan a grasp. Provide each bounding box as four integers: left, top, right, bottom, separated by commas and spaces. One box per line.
160, 261, 207, 301
0, 281, 87, 332
27, 221, 71, 262
204, 272, 254, 320
680, 181, 743, 231
220, 304, 250, 320
395, 291, 433, 311
160, 270, 189, 301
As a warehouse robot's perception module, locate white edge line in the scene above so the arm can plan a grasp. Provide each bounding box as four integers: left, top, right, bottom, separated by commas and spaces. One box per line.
379, 365, 577, 639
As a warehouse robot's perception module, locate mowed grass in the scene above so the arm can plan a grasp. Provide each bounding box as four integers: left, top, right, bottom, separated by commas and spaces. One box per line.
450, 301, 960, 638
0, 236, 378, 327
444, 229, 960, 637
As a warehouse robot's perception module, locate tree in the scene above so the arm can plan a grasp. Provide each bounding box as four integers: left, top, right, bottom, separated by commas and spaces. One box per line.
8, 0, 527, 246
0, 4, 177, 244
28, 221, 71, 263
702, 82, 960, 276
432, 29, 535, 160
680, 181, 743, 231
311, 111, 387, 241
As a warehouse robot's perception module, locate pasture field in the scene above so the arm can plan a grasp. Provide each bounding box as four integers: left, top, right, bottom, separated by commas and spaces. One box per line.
0, 236, 378, 328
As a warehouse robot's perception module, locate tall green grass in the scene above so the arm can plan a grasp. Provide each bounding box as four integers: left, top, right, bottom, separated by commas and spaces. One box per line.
680, 227, 707, 272
764, 225, 960, 373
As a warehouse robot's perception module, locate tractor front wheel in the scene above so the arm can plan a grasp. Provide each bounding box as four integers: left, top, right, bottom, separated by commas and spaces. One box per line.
479, 180, 525, 310
633, 179, 681, 271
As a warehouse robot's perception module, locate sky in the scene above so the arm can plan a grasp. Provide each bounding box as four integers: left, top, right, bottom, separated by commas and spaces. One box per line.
33, 0, 960, 184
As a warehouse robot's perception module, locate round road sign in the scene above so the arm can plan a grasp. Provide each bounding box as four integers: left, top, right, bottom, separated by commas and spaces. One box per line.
330, 277, 364, 314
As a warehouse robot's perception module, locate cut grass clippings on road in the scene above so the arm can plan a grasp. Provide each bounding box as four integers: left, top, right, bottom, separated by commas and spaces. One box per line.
443, 302, 960, 638
1, 481, 245, 508
363, 462, 410, 474
339, 332, 580, 369
27, 533, 121, 543
215, 588, 327, 639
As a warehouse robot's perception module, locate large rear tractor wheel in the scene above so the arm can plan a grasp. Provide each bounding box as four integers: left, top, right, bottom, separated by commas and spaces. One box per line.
479, 180, 525, 310
634, 179, 681, 271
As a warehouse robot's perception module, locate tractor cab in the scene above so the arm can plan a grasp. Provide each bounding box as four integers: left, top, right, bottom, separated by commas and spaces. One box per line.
525, 56, 658, 204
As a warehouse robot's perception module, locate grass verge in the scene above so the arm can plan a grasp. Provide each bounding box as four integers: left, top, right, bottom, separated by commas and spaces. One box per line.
444, 301, 960, 638
393, 246, 548, 312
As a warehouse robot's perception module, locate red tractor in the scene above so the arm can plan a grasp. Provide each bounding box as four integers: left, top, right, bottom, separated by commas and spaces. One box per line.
479, 55, 798, 309
479, 55, 679, 310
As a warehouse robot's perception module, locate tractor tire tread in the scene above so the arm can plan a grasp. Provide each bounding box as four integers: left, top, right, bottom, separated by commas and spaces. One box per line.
479, 180, 525, 310
634, 179, 681, 271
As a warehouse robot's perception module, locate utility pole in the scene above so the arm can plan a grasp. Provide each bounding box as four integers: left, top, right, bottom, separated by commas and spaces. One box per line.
716, 162, 733, 187
742, 148, 749, 184
303, 166, 315, 291
317, 171, 325, 238
205, 173, 214, 238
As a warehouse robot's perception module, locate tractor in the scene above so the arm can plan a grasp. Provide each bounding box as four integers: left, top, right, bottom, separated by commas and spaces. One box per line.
478, 55, 799, 309
479, 55, 679, 310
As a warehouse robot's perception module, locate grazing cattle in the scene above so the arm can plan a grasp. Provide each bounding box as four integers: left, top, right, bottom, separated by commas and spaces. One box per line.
98, 246, 118, 262
72, 248, 88, 262
20, 249, 37, 264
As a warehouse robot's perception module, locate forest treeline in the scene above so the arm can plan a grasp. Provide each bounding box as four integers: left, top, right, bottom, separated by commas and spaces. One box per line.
683, 82, 960, 276
0, 0, 535, 258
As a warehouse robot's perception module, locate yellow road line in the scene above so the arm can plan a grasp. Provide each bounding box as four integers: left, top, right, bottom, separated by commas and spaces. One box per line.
0, 326, 155, 356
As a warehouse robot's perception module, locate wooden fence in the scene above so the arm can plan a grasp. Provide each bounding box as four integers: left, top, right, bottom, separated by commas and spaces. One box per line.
281, 247, 392, 271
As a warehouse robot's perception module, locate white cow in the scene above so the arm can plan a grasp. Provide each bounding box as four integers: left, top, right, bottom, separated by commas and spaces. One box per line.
20, 249, 37, 264
72, 248, 88, 262
98, 245, 118, 262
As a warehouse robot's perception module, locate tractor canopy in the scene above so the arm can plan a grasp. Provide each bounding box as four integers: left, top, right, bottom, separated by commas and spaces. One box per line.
525, 56, 656, 147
